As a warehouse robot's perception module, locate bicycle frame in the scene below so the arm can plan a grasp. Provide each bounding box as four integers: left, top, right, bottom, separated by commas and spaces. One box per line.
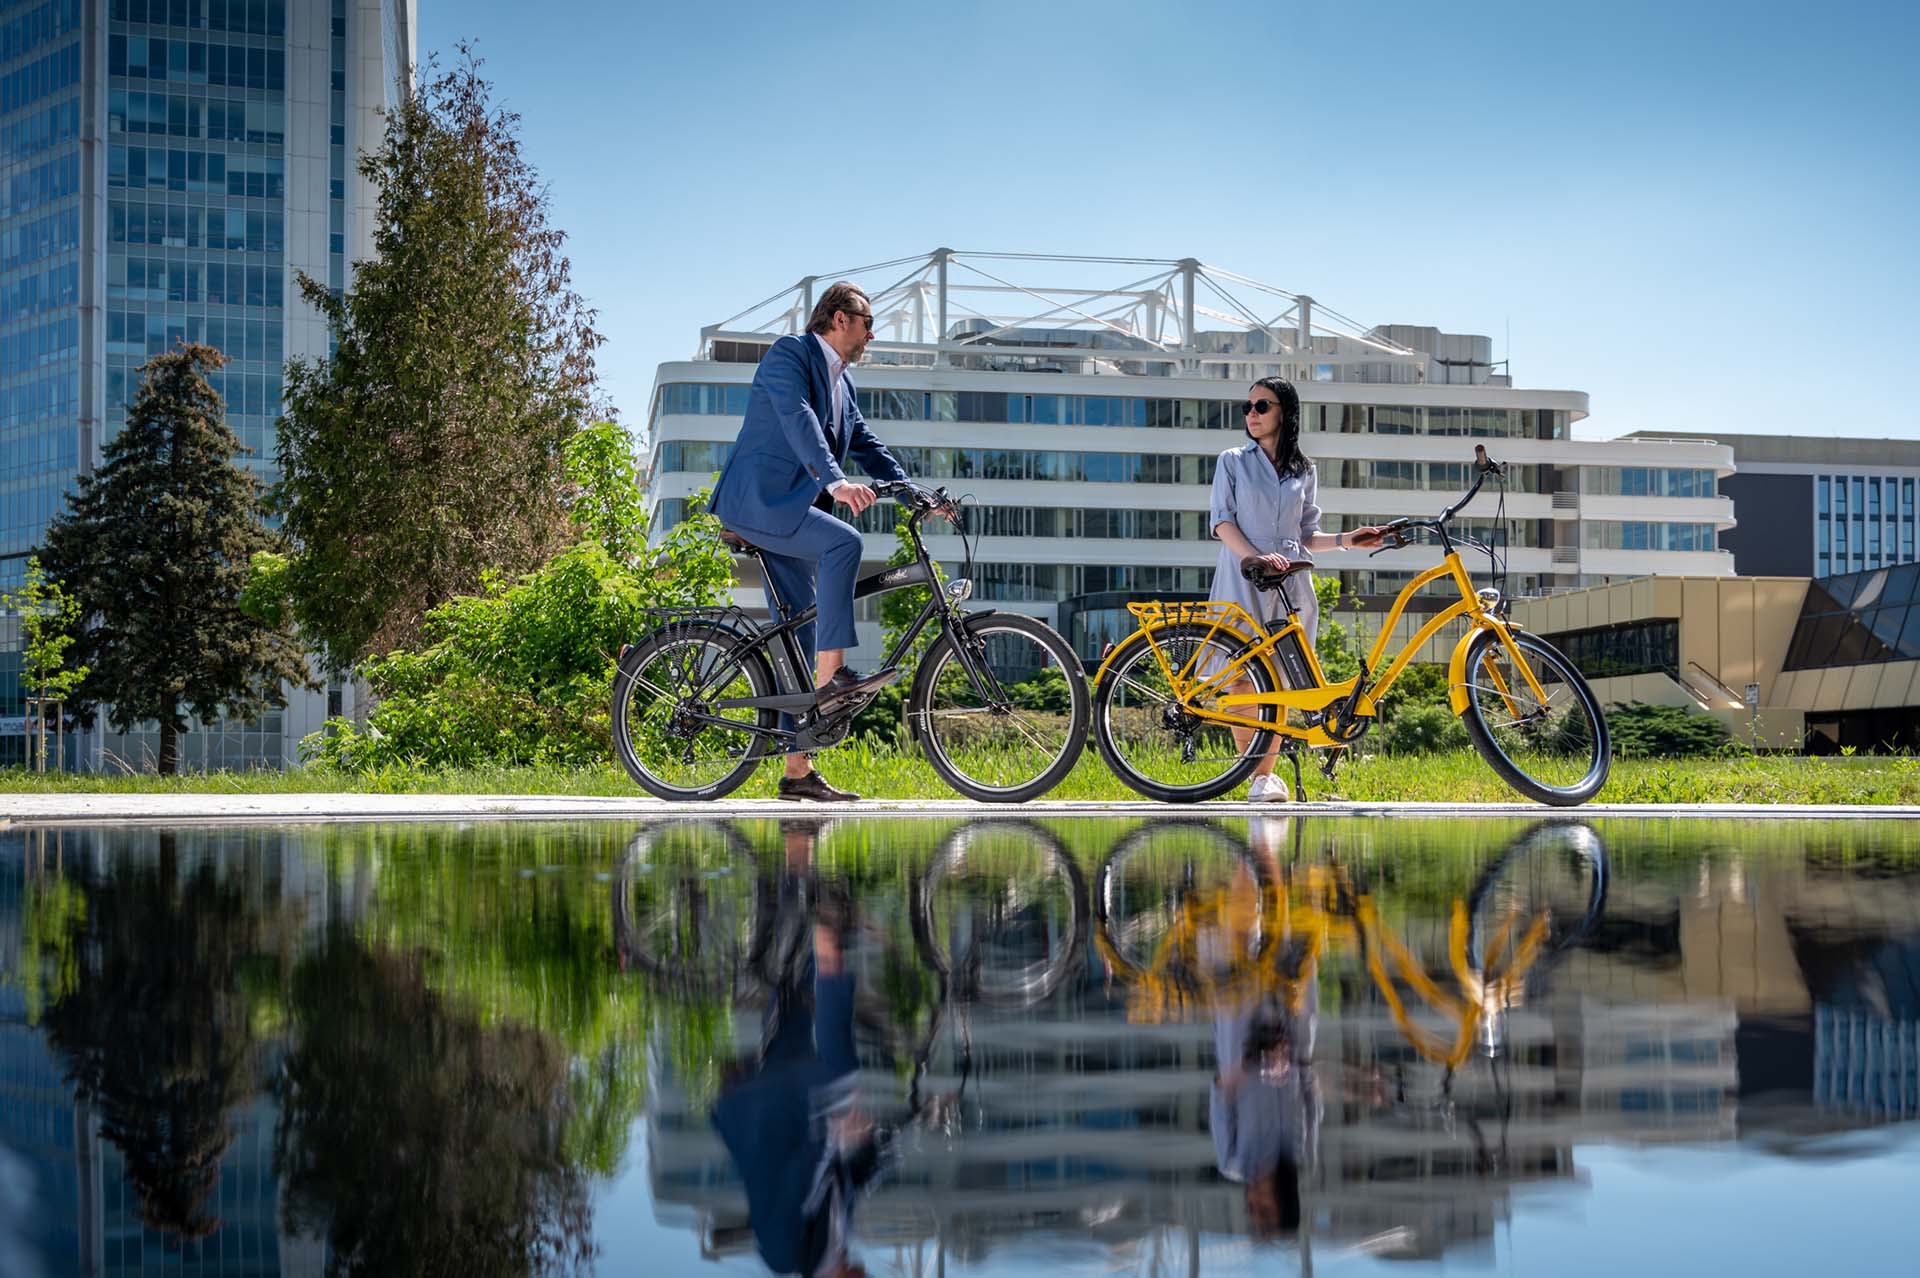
1097, 859, 1546, 1071
689, 493, 1016, 751
1096, 520, 1550, 751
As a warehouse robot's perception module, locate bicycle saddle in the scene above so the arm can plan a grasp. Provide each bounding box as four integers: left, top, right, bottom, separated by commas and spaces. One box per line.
718, 529, 762, 554
1239, 556, 1315, 590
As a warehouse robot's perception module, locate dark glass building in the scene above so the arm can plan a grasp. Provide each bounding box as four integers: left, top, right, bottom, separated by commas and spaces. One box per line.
0, 0, 412, 768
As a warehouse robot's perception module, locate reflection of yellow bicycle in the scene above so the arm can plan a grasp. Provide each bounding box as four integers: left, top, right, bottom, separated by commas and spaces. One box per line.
1091, 446, 1611, 806
1092, 821, 1607, 1071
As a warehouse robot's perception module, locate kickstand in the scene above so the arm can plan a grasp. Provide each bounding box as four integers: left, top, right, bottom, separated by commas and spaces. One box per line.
1288, 745, 1307, 802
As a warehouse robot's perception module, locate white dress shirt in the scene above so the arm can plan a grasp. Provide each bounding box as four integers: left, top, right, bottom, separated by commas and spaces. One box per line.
813, 333, 851, 495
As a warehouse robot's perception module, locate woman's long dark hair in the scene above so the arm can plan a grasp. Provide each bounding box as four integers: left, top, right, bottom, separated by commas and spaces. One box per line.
1246, 375, 1310, 480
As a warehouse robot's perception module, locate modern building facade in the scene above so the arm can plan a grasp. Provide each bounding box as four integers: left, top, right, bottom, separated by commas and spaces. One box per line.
0, 0, 414, 768
643, 252, 1737, 668
1678, 432, 1920, 579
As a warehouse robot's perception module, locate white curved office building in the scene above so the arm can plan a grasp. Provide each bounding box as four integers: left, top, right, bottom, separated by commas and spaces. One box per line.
643, 251, 1735, 664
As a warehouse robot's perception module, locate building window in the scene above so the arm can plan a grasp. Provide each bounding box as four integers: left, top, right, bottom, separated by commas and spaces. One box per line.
1552, 620, 1679, 680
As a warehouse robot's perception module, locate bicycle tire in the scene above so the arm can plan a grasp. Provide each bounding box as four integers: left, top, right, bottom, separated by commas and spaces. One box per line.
910, 820, 1088, 1006
1093, 819, 1272, 986
1459, 629, 1610, 806
1092, 622, 1280, 804
611, 622, 778, 801
1466, 820, 1609, 985
612, 821, 774, 1002
908, 613, 1089, 803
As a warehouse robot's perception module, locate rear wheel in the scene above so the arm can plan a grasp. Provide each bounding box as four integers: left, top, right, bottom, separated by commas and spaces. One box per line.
1092, 623, 1279, 803
1459, 629, 1610, 806
612, 822, 773, 1001
612, 623, 775, 801
909, 613, 1089, 803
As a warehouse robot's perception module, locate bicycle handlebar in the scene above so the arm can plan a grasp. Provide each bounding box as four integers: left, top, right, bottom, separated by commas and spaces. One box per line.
873, 478, 956, 516
1362, 449, 1507, 555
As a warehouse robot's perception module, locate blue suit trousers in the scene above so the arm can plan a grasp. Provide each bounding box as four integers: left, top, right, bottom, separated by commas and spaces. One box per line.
744, 506, 864, 659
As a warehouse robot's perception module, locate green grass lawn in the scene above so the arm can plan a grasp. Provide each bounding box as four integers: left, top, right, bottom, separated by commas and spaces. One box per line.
5, 746, 1918, 804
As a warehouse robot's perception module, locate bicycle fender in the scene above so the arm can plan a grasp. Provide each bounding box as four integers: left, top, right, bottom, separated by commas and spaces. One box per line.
1448, 622, 1517, 715
902, 609, 1007, 744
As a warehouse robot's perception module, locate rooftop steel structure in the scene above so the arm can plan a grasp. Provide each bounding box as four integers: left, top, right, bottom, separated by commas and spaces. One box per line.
699, 249, 1427, 380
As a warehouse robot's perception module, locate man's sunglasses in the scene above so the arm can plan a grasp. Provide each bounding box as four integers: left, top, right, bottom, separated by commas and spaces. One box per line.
842, 309, 875, 333
1241, 398, 1280, 417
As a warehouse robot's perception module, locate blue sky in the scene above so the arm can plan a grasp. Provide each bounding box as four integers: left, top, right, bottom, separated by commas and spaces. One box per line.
418, 0, 1918, 440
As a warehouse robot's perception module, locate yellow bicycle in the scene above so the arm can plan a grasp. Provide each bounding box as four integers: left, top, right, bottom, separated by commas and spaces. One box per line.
1091, 446, 1610, 805
1091, 820, 1609, 1074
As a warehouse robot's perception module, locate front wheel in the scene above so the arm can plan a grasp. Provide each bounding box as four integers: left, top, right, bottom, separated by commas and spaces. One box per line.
908, 613, 1089, 803
1459, 629, 1610, 806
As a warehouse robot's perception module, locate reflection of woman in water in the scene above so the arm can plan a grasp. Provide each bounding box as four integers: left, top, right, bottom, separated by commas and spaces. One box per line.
710, 822, 886, 1278
1207, 817, 1323, 1239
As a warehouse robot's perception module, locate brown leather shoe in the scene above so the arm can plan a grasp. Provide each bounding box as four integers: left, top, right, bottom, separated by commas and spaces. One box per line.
777, 771, 860, 803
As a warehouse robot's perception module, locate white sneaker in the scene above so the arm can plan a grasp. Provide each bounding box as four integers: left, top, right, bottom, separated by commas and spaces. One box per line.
1247, 773, 1291, 802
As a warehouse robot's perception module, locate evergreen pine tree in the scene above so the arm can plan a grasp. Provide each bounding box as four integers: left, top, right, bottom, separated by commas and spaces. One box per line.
275, 49, 605, 670
40, 344, 312, 774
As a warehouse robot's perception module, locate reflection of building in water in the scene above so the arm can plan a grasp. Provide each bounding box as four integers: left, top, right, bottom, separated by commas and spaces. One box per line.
644, 983, 1733, 1267
646, 854, 1919, 1272
0, 830, 331, 1276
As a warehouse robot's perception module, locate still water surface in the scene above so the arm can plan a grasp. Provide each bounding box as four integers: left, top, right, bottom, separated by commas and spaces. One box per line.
2, 816, 1917, 1277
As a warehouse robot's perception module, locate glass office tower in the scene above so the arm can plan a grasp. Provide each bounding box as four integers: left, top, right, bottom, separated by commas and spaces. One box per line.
0, 0, 413, 769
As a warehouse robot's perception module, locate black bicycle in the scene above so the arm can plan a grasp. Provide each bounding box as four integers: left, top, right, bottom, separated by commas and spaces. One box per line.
611, 479, 1090, 802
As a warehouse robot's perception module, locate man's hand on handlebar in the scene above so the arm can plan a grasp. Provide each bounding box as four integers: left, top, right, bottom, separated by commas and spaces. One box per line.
832, 482, 878, 517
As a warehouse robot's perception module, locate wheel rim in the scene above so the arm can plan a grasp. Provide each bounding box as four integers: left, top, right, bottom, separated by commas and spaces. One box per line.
1100, 629, 1273, 796
916, 623, 1080, 796
1096, 822, 1269, 1001
619, 636, 762, 793
1465, 636, 1607, 797
615, 823, 766, 999
917, 823, 1086, 1005
1469, 822, 1608, 976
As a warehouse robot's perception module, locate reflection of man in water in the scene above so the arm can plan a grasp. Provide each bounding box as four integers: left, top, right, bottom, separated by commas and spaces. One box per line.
711, 821, 885, 1278
1208, 817, 1323, 1240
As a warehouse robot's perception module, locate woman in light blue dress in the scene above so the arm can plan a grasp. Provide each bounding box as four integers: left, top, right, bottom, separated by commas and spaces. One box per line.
1209, 377, 1388, 801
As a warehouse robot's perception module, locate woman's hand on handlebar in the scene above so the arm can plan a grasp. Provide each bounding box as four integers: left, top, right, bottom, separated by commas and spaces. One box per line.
1346, 525, 1394, 549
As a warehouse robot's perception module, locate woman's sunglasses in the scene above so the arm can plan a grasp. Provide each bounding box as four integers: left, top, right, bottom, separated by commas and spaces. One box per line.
1241, 398, 1280, 417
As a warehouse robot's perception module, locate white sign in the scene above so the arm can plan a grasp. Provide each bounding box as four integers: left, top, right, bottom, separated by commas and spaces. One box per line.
1743, 682, 1761, 709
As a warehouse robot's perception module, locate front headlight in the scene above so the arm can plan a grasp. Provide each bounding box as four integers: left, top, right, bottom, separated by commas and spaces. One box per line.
946, 578, 973, 603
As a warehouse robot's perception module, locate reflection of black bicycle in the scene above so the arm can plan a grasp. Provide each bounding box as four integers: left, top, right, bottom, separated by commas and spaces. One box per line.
612, 819, 1087, 1007
610, 479, 1089, 803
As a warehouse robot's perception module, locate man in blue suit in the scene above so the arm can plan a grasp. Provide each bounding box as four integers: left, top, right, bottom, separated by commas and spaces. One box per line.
709, 281, 912, 803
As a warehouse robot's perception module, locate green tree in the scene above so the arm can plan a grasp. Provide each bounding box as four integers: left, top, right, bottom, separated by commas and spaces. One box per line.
275, 49, 605, 670
39, 344, 311, 775
0, 555, 88, 769
304, 428, 732, 770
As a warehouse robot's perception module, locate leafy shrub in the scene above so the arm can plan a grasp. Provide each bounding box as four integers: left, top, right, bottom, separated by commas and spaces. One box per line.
1606, 701, 1730, 758
1379, 703, 1469, 754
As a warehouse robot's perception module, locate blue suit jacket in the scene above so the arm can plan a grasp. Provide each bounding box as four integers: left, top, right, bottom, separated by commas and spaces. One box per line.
708, 334, 909, 538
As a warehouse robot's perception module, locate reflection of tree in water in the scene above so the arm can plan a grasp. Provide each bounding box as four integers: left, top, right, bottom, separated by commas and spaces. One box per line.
37, 831, 267, 1240
275, 929, 595, 1277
